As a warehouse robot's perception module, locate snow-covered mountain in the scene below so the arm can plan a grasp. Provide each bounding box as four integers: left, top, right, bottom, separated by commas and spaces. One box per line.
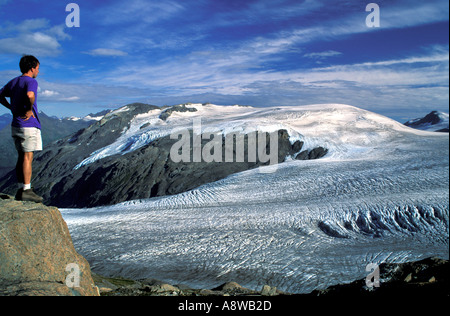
74, 103, 428, 168
54, 103, 448, 294
65, 109, 112, 123
405, 111, 449, 132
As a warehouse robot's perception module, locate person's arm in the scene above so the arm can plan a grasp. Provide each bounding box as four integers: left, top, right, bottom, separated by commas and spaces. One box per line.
21, 91, 36, 121
0, 88, 11, 110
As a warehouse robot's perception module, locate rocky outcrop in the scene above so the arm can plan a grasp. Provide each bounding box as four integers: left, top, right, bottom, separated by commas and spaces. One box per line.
93, 257, 448, 297
0, 194, 99, 296
159, 103, 198, 121
93, 274, 285, 297
309, 257, 449, 297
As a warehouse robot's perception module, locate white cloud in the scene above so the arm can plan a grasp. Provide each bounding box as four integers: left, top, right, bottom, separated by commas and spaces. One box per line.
0, 33, 60, 56
98, 0, 185, 26
304, 51, 342, 59
40, 89, 60, 98
60, 96, 81, 102
381, 0, 449, 28
83, 48, 128, 57
39, 89, 80, 102
0, 19, 70, 56
97, 42, 448, 116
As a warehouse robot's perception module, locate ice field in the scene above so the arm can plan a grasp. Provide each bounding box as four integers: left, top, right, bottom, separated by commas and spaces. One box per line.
61, 104, 449, 293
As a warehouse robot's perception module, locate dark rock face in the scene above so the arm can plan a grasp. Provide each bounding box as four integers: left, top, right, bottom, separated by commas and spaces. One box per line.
405, 111, 442, 127
404, 111, 449, 133
309, 257, 449, 297
0, 103, 329, 208
38, 130, 326, 208
295, 147, 328, 160
159, 104, 198, 121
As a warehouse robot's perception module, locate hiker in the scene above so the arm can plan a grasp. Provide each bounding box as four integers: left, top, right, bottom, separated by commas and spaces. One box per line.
0, 55, 44, 203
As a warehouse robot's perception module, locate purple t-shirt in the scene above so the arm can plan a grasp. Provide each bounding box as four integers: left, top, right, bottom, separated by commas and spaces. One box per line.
0, 76, 41, 129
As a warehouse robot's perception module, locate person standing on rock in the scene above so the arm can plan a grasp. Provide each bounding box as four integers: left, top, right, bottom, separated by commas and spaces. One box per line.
0, 55, 44, 203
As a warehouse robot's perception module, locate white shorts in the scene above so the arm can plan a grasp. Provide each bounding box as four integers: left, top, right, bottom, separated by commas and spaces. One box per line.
11, 126, 43, 153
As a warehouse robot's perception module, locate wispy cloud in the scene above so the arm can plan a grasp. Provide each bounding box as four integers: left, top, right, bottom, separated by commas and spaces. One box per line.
96, 39, 448, 116
1, 0, 447, 118
0, 19, 69, 56
83, 48, 128, 57
97, 0, 185, 26
381, 0, 449, 28
208, 0, 324, 27
304, 51, 342, 59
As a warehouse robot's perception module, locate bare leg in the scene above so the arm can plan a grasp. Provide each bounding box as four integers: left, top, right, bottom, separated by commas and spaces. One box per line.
22, 152, 33, 186
15, 151, 42, 203
16, 151, 33, 185
16, 151, 25, 185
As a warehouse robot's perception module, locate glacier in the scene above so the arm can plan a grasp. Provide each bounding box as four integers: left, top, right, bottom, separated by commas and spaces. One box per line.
61, 104, 449, 294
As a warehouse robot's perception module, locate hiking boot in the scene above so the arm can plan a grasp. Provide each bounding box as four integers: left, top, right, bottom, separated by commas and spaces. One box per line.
15, 189, 23, 200
18, 188, 43, 203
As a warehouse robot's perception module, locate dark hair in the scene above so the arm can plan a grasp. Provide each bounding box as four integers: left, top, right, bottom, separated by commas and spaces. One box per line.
19, 55, 40, 74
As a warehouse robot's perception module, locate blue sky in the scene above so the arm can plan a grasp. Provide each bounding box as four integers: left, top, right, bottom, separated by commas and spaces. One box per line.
0, 0, 448, 121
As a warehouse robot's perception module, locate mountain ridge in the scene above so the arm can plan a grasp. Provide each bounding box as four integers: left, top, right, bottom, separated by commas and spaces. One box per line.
0, 111, 101, 177
404, 110, 449, 133
0, 103, 447, 208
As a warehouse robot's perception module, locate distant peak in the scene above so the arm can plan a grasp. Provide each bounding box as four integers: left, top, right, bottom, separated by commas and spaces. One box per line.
405, 110, 449, 132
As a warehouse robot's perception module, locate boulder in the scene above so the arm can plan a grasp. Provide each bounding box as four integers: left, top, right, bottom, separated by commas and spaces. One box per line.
0, 195, 99, 296
291, 140, 304, 154
309, 147, 328, 160
261, 285, 278, 296
295, 150, 310, 160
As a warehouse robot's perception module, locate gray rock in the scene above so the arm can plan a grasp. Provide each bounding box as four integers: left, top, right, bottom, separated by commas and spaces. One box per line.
159, 104, 198, 121
0, 195, 99, 296
295, 150, 309, 160
291, 140, 304, 154
309, 147, 328, 160
261, 285, 278, 296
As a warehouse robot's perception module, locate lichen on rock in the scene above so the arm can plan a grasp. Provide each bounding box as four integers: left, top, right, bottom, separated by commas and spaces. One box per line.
0, 194, 99, 296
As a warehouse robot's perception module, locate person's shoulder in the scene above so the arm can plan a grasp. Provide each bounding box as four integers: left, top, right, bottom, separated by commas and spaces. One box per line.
23, 76, 37, 83
5, 76, 21, 85
22, 76, 38, 88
